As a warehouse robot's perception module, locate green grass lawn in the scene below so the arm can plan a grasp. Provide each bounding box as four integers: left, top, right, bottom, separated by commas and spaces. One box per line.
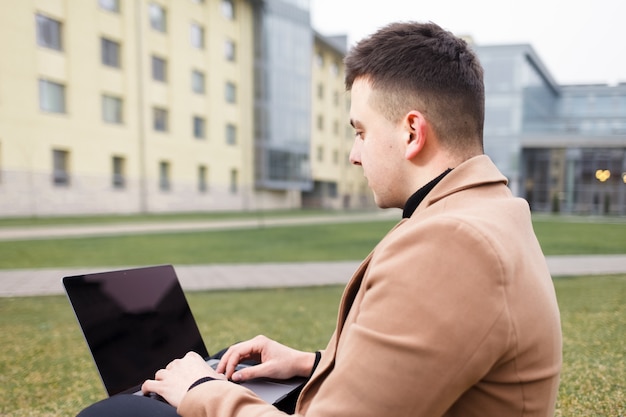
0, 275, 624, 416
0, 214, 625, 269
0, 213, 625, 415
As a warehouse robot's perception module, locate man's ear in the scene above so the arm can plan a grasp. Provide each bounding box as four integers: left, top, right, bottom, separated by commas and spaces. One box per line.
404, 111, 426, 160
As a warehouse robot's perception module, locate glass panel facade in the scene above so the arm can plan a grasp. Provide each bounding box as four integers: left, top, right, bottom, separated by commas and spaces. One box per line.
253, 0, 312, 190
476, 45, 626, 213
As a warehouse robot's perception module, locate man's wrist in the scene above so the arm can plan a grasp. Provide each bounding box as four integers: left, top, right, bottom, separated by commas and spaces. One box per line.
310, 351, 322, 377
188, 376, 215, 391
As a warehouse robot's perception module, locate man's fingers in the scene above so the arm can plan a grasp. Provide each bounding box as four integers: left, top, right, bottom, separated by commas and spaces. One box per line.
232, 363, 263, 382
141, 379, 158, 395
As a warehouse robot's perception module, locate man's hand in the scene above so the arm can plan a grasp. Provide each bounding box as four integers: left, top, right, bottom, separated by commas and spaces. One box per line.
216, 335, 316, 382
141, 351, 226, 408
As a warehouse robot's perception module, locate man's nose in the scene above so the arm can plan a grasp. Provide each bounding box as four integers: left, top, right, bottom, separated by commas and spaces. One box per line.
349, 138, 362, 166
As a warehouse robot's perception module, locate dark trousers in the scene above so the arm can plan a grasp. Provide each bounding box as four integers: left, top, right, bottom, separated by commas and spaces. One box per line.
77, 394, 180, 417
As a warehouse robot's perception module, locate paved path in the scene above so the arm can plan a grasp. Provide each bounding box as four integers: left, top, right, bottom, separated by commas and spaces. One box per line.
1, 255, 625, 297
0, 211, 400, 241
1, 213, 625, 297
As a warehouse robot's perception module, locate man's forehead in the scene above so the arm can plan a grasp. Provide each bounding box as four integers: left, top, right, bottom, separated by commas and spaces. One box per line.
348, 79, 372, 127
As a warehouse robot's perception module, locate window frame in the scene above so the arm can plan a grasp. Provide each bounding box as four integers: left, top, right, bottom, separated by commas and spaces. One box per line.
149, 3, 167, 33
151, 55, 167, 82
102, 94, 123, 124
52, 149, 70, 186
101, 37, 121, 68
39, 79, 66, 113
221, 0, 235, 20
193, 116, 206, 139
224, 38, 236, 61
198, 165, 208, 192
112, 155, 126, 189
225, 81, 237, 103
36, 13, 62, 51
153, 107, 168, 132
226, 123, 237, 145
191, 70, 205, 94
190, 22, 205, 49
159, 160, 171, 191
99, 0, 120, 12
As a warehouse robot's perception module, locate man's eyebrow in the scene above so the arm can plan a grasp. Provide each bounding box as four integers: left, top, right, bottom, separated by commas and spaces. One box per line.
349, 119, 360, 128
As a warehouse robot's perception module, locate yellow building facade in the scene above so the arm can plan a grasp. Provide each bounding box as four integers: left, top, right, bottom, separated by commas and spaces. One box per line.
307, 34, 372, 209
0, 0, 370, 217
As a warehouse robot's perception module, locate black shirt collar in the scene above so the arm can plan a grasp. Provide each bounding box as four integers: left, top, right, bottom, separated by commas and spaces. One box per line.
402, 169, 452, 218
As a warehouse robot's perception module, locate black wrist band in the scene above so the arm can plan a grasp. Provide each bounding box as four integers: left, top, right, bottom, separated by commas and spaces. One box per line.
310, 351, 322, 377
188, 376, 215, 391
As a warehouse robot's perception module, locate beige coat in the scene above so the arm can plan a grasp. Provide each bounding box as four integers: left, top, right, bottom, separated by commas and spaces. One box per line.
179, 155, 562, 417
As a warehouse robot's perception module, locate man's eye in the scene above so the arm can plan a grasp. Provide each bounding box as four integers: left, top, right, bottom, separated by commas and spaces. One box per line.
355, 131, 364, 139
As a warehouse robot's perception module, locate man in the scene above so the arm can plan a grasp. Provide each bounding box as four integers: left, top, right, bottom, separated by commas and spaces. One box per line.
79, 21, 562, 417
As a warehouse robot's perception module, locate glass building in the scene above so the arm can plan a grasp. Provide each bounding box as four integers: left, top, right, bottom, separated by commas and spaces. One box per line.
475, 44, 626, 215
251, 0, 313, 191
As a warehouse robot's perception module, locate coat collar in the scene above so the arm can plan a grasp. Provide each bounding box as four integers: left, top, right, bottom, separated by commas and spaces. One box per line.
412, 155, 508, 215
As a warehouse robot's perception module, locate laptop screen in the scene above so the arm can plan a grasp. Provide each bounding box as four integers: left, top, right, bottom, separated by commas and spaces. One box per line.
63, 265, 208, 396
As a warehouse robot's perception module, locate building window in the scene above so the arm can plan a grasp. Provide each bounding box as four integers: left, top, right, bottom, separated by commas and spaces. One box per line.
221, 0, 235, 19
317, 114, 324, 131
226, 123, 237, 145
315, 53, 324, 68
193, 116, 206, 139
191, 70, 205, 94
224, 39, 236, 61
316, 146, 323, 162
149, 3, 166, 32
317, 83, 324, 99
230, 168, 238, 194
36, 14, 62, 51
159, 161, 171, 191
225, 81, 236, 103
101, 38, 121, 68
112, 156, 125, 188
39, 79, 66, 113
99, 0, 120, 12
198, 165, 208, 192
153, 107, 168, 131
52, 149, 70, 186
152, 56, 167, 82
190, 23, 204, 49
102, 95, 123, 124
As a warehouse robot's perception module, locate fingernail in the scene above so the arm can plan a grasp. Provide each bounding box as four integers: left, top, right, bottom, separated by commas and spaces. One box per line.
232, 372, 242, 382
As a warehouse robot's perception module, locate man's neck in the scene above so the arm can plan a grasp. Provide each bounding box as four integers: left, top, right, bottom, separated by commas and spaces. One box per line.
402, 169, 452, 218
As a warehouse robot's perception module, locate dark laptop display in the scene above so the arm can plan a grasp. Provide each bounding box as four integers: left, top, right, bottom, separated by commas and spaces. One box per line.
63, 265, 208, 396
63, 264, 305, 410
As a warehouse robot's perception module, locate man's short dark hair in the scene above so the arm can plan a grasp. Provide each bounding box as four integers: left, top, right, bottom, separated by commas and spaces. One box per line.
345, 21, 485, 154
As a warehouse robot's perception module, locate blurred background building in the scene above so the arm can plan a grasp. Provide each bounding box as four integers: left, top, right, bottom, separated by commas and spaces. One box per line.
0, 0, 624, 217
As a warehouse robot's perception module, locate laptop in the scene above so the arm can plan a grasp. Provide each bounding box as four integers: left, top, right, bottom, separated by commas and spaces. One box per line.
63, 264, 305, 410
